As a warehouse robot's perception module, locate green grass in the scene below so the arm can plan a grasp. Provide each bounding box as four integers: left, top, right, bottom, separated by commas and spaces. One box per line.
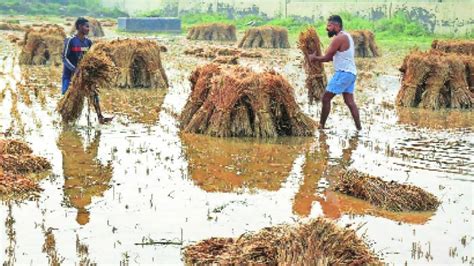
177, 11, 470, 51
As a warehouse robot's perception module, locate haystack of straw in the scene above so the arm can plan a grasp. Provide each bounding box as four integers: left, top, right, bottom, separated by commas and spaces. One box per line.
184, 46, 263, 59
349, 30, 380, 57
180, 63, 316, 137
19, 26, 66, 66
70, 17, 104, 37
238, 26, 290, 49
187, 23, 237, 41
431, 40, 474, 56
334, 170, 439, 212
93, 39, 168, 88
212, 56, 239, 65
57, 50, 115, 123
0, 154, 51, 174
298, 27, 328, 104
0, 22, 26, 31
183, 217, 380, 265
397, 49, 474, 109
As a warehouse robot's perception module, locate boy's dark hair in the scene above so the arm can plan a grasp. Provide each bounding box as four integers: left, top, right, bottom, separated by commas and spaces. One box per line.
75, 17, 89, 30
328, 15, 343, 28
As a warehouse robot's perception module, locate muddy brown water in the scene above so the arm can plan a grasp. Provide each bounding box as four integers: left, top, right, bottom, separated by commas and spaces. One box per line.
0, 28, 473, 265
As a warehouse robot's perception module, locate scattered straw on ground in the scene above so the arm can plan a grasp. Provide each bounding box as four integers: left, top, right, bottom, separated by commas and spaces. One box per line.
0, 22, 26, 31
187, 23, 236, 41
0, 172, 42, 200
212, 56, 239, 65
183, 217, 380, 265
0, 140, 33, 155
93, 39, 168, 88
19, 26, 66, 65
184, 46, 263, 59
238, 26, 290, 49
57, 50, 115, 123
0, 154, 51, 174
334, 170, 439, 212
298, 27, 327, 104
397, 49, 474, 109
431, 39, 474, 56
70, 16, 104, 37
180, 63, 316, 137
349, 30, 380, 57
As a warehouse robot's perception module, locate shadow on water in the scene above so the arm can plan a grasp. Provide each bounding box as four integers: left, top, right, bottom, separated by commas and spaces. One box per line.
57, 129, 113, 225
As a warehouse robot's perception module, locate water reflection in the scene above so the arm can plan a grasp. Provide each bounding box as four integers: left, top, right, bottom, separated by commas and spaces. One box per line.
57, 129, 113, 225
293, 132, 435, 224
181, 133, 312, 192
100, 88, 167, 124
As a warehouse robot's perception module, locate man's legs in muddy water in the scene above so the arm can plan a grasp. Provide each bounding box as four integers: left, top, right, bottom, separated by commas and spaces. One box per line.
90, 93, 112, 124
319, 91, 336, 129
342, 92, 362, 130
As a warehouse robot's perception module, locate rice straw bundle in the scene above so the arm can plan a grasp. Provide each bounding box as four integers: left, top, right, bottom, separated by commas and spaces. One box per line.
238, 26, 290, 49
56, 50, 115, 123
183, 217, 380, 265
18, 26, 66, 65
397, 49, 474, 109
334, 170, 440, 212
432, 39, 474, 56
180, 63, 316, 137
93, 39, 168, 88
349, 30, 380, 57
187, 23, 237, 41
298, 27, 327, 103
0, 22, 26, 31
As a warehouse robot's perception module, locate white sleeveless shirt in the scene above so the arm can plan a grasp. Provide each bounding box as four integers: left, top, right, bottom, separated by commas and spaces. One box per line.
333, 31, 357, 75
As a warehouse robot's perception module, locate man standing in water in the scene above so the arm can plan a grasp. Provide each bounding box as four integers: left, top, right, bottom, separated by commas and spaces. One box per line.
309, 15, 362, 130
62, 17, 112, 124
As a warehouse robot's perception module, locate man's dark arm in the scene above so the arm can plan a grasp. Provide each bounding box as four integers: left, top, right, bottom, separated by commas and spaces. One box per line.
309, 36, 342, 63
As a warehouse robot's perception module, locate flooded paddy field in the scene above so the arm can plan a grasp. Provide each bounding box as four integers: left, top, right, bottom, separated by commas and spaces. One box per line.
0, 22, 473, 265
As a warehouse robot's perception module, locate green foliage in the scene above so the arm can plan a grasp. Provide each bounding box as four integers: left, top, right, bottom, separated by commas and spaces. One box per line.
0, 0, 128, 17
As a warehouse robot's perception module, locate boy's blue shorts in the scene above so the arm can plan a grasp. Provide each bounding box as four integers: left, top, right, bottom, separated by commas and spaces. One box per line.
326, 71, 357, 94
61, 77, 70, 95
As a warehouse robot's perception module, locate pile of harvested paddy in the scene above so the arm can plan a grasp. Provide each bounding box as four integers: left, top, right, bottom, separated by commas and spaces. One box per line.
0, 172, 42, 200
212, 55, 239, 65
57, 50, 115, 123
349, 30, 380, 57
187, 23, 236, 41
93, 39, 168, 89
0, 22, 26, 31
0, 139, 51, 200
298, 27, 327, 104
0, 139, 33, 155
19, 26, 66, 66
334, 170, 439, 212
397, 49, 474, 109
431, 39, 474, 56
184, 46, 263, 59
183, 217, 380, 265
180, 63, 316, 137
0, 154, 51, 174
70, 17, 104, 37
238, 26, 290, 49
